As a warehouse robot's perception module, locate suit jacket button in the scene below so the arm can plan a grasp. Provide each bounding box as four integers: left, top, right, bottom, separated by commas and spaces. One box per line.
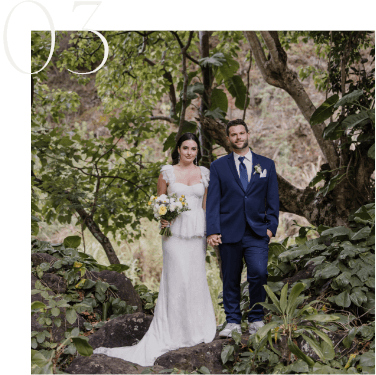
245, 196, 247, 199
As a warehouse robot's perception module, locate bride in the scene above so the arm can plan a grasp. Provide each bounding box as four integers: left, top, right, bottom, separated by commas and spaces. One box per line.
93, 132, 216, 366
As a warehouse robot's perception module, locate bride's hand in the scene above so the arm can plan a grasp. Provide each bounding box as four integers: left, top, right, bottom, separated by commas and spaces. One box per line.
160, 219, 170, 228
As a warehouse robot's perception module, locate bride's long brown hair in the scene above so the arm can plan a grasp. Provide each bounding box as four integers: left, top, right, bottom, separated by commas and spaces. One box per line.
171, 133, 202, 166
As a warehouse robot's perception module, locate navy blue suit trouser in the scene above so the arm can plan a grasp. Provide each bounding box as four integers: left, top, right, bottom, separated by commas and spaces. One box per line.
219, 223, 269, 323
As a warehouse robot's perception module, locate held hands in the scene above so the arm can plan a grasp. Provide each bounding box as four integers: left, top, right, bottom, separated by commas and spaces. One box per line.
207, 230, 272, 246
207, 234, 222, 246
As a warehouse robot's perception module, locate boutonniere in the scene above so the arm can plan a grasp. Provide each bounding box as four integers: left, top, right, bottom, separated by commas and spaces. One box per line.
253, 164, 262, 175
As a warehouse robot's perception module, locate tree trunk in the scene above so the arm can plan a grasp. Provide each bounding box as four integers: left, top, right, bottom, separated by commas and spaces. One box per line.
199, 31, 213, 169
242, 31, 373, 227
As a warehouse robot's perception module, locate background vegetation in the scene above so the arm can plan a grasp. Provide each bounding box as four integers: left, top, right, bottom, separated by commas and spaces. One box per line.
31, 30, 374, 373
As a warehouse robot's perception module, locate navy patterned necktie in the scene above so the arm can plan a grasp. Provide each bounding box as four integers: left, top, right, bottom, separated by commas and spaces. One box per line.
238, 156, 248, 191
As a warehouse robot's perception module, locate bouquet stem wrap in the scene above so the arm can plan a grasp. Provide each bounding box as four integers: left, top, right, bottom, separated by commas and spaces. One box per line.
159, 223, 172, 237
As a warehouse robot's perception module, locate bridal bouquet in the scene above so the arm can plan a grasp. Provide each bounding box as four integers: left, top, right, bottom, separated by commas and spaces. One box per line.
148, 193, 190, 236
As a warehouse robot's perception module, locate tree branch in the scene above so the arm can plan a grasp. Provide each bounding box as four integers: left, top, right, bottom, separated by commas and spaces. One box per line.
150, 116, 175, 123
175, 31, 194, 142
244, 31, 340, 170
143, 57, 177, 117
170, 31, 199, 65
31, 170, 120, 264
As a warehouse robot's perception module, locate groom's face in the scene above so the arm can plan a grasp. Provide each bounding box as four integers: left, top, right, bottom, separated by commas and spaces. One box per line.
227, 125, 249, 151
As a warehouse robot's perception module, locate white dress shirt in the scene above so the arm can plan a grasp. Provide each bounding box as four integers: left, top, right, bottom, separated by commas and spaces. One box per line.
233, 149, 252, 182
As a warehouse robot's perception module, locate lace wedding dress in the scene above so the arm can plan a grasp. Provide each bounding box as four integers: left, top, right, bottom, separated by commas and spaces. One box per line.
93, 165, 216, 366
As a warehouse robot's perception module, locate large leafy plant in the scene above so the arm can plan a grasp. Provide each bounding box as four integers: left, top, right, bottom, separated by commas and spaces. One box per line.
278, 203, 375, 314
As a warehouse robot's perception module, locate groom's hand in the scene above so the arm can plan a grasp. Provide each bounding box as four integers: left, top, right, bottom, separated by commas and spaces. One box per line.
267, 229, 273, 240
207, 234, 222, 246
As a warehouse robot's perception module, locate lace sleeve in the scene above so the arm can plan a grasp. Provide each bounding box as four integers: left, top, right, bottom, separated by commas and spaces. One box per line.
160, 165, 175, 185
199, 166, 210, 188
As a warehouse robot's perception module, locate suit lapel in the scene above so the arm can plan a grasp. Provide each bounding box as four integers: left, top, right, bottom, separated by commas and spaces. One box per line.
227, 153, 245, 192
246, 151, 258, 194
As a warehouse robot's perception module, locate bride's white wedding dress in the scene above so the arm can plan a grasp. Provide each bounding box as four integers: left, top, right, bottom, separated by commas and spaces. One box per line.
93, 165, 216, 366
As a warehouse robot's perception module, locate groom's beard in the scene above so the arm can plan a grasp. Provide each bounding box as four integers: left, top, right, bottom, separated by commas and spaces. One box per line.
230, 138, 249, 151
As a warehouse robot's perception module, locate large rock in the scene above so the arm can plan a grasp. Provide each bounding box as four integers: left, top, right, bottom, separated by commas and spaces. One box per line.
41, 273, 67, 294
88, 312, 153, 350
31, 274, 85, 343
65, 354, 166, 374
86, 270, 143, 313
155, 333, 235, 373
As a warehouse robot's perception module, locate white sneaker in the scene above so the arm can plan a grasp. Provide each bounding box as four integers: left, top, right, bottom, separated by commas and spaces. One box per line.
248, 321, 264, 335
219, 322, 242, 338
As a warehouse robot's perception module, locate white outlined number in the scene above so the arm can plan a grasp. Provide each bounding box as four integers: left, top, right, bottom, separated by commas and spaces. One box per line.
68, 1, 109, 75
4, 0, 55, 74
3, 0, 108, 75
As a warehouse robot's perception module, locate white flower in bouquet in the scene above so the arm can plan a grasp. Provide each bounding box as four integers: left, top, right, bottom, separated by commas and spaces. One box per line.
154, 212, 160, 219
175, 201, 183, 209
170, 203, 177, 212
158, 194, 168, 203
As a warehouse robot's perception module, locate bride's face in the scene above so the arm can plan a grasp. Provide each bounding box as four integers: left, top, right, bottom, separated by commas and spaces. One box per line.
178, 140, 198, 164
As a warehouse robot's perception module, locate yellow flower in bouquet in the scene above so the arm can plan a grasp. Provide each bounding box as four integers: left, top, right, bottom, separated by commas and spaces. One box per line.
159, 206, 167, 215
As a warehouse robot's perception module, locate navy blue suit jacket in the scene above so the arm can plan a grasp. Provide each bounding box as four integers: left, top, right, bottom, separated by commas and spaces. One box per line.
206, 151, 279, 243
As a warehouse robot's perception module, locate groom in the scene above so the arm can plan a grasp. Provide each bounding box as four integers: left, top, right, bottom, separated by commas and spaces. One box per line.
206, 119, 279, 338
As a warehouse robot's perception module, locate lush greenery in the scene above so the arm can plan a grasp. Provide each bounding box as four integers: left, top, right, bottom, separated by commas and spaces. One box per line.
31, 236, 157, 373
219, 203, 375, 374
31, 30, 375, 374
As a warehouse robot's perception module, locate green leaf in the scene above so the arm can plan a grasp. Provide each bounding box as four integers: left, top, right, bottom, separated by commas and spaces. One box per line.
367, 143, 376, 160
343, 327, 357, 348
31, 350, 49, 367
310, 94, 339, 127
349, 288, 367, 307
63, 236, 81, 249
301, 333, 325, 361
288, 359, 309, 373
231, 330, 242, 345
163, 132, 177, 152
95, 280, 109, 294
255, 322, 279, 340
51, 307, 60, 317
342, 110, 369, 130
31, 301, 46, 311
334, 291, 351, 308
263, 285, 282, 313
200, 52, 226, 68
287, 283, 306, 317
351, 226, 371, 241
185, 82, 204, 100
280, 283, 288, 314
334, 90, 364, 108
318, 264, 340, 279
221, 344, 234, 364
288, 337, 315, 367
82, 279, 96, 289
198, 366, 211, 374
368, 109, 375, 125
218, 55, 239, 81
71, 337, 93, 356
66, 308, 77, 324
225, 75, 248, 110
321, 226, 353, 238
304, 314, 340, 322
322, 121, 343, 140
204, 107, 226, 120
210, 88, 228, 113
359, 352, 375, 367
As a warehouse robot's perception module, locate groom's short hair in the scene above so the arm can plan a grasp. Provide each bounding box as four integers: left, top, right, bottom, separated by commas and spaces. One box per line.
226, 119, 249, 136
